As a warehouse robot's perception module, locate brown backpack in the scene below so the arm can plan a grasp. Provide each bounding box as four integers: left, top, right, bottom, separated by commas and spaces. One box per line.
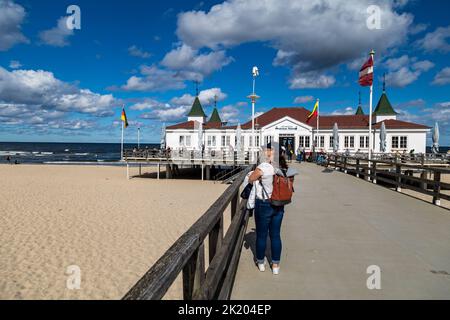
261, 170, 294, 206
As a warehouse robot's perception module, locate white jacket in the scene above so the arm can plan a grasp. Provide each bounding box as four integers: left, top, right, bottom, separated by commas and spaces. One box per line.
244, 171, 260, 210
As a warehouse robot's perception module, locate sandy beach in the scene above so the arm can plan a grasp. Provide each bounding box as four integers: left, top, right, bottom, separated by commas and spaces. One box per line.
0, 164, 227, 300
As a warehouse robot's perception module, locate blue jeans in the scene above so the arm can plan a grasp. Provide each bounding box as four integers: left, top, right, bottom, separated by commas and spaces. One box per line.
254, 199, 284, 264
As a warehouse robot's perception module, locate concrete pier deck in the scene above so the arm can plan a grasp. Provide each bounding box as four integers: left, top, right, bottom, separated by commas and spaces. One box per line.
231, 163, 450, 299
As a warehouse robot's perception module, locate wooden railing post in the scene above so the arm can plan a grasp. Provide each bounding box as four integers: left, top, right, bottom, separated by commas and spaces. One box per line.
344, 156, 348, 174
182, 243, 205, 300
230, 191, 239, 219
209, 216, 224, 263
334, 155, 338, 170
372, 161, 377, 184
396, 163, 402, 192
356, 159, 360, 178
433, 171, 441, 206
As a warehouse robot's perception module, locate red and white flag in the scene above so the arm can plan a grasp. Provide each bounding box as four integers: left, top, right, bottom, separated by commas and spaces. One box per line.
359, 55, 374, 87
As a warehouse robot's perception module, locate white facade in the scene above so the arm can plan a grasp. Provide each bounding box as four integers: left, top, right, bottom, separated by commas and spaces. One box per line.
166, 115, 430, 154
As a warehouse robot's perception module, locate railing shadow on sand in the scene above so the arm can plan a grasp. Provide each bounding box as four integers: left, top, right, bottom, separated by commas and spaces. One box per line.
122, 165, 254, 300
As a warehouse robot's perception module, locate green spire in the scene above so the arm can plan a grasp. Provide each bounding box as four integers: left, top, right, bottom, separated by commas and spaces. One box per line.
355, 91, 364, 115
374, 80, 397, 116
355, 106, 365, 115
208, 108, 222, 123
187, 96, 207, 117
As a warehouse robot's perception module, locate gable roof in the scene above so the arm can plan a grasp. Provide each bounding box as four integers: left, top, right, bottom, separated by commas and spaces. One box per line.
187, 97, 207, 117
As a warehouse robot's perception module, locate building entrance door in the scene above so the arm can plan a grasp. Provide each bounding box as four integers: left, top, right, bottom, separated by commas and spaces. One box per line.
279, 135, 296, 159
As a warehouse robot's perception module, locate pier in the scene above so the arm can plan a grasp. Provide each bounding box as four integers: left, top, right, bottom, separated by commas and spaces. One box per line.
123, 155, 450, 300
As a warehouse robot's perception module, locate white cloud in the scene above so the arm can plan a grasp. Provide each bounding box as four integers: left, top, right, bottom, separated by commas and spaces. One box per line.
432, 67, 450, 86
119, 65, 188, 92
128, 45, 152, 58
221, 105, 240, 123
329, 107, 355, 116
170, 87, 227, 106
0, 66, 118, 120
39, 16, 74, 47
384, 55, 434, 88
0, 0, 29, 51
130, 98, 169, 111
9, 60, 22, 69
140, 106, 190, 122
294, 96, 314, 104
176, 0, 412, 88
162, 44, 232, 79
417, 26, 450, 53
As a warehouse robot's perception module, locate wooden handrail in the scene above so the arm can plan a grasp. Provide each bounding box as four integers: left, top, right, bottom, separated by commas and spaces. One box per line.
326, 154, 449, 207
123, 165, 253, 300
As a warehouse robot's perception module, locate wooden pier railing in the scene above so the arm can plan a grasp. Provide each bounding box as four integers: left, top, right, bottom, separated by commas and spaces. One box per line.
122, 165, 253, 300
327, 154, 450, 207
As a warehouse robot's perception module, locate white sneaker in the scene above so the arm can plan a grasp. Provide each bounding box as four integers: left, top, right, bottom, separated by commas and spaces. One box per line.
272, 266, 280, 275
257, 262, 266, 272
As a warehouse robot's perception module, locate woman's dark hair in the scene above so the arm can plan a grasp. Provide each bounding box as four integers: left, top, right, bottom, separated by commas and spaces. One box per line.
279, 154, 288, 170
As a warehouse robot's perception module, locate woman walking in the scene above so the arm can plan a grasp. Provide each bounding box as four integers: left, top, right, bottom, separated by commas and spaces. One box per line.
249, 145, 289, 275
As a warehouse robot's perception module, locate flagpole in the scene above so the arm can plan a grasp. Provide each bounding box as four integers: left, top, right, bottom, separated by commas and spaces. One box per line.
317, 99, 320, 151
121, 120, 124, 161
368, 50, 375, 161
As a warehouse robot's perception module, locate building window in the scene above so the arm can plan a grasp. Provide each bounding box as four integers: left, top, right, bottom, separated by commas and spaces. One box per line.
299, 136, 310, 148
256, 136, 260, 147
264, 136, 272, 146
185, 136, 191, 147
249, 136, 253, 147
329, 136, 334, 149
400, 136, 407, 149
221, 136, 226, 147
207, 136, 212, 146
314, 136, 325, 148
212, 136, 216, 147
226, 136, 231, 146
344, 136, 355, 149
392, 136, 407, 149
360, 136, 369, 149
179, 136, 185, 146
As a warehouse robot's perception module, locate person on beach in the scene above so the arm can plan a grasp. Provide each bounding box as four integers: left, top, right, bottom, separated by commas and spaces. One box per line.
248, 144, 287, 275
6, 156, 11, 164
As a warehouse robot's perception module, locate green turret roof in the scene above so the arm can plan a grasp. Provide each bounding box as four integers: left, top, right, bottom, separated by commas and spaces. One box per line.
374, 92, 397, 116
208, 108, 222, 123
355, 106, 365, 115
187, 97, 207, 117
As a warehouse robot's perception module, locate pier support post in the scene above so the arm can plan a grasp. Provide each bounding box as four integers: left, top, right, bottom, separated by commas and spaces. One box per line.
127, 163, 130, 180
139, 164, 142, 176
201, 164, 204, 181
157, 163, 160, 180
166, 164, 172, 179
205, 165, 211, 181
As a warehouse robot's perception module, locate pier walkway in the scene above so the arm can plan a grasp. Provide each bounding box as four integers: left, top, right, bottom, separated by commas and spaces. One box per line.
231, 163, 450, 299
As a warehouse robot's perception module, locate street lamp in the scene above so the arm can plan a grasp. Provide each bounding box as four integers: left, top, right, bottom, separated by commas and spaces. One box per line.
247, 66, 260, 163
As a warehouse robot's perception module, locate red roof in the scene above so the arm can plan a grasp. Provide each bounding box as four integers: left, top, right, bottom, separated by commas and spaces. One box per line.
166, 121, 227, 130
166, 107, 430, 130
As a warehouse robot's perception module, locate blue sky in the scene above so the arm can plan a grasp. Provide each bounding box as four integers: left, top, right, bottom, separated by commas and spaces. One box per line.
0, 0, 449, 144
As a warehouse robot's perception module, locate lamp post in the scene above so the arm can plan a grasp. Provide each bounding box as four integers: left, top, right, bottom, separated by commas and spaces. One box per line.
137, 127, 141, 149
247, 66, 260, 163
